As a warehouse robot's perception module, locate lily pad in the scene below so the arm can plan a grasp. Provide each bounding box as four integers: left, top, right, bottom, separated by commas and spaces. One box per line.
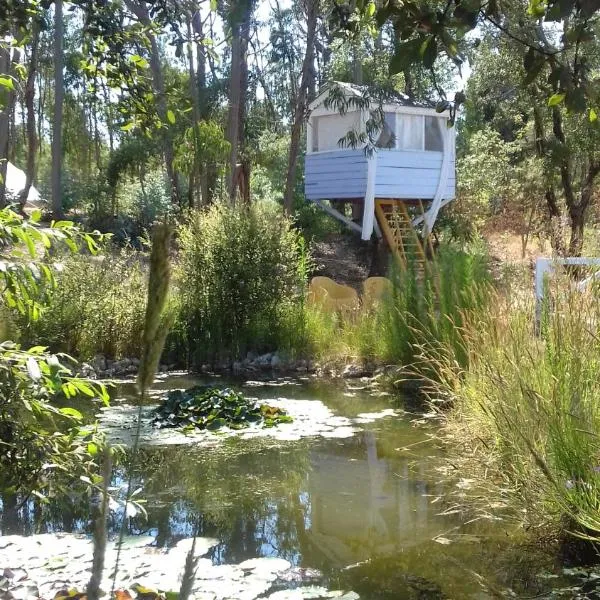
152, 387, 293, 431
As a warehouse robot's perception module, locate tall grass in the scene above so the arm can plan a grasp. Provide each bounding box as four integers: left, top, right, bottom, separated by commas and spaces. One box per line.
433, 277, 600, 544
301, 246, 491, 375
21, 252, 147, 360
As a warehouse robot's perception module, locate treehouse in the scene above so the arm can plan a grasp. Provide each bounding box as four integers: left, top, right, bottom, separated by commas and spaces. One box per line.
305, 82, 456, 260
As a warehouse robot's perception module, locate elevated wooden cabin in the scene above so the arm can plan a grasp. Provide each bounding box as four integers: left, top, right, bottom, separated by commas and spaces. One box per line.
305, 82, 456, 259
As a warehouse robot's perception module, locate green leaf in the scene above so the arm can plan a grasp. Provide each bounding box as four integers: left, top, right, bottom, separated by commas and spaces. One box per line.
548, 93, 565, 107
74, 380, 96, 397
389, 39, 420, 75
421, 36, 438, 69
30, 209, 42, 223
87, 442, 99, 456
166, 110, 176, 124
121, 122, 135, 131
59, 407, 83, 420
0, 77, 14, 90
590, 108, 598, 122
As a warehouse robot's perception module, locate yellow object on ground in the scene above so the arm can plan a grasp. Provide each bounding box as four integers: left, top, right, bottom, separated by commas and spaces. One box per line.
362, 277, 392, 308
308, 276, 360, 313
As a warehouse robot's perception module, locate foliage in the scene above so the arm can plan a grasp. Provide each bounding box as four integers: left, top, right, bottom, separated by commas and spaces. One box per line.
0, 207, 108, 498
152, 385, 293, 431
433, 279, 600, 542
174, 202, 309, 364
342, 0, 600, 117
22, 252, 147, 360
0, 341, 108, 497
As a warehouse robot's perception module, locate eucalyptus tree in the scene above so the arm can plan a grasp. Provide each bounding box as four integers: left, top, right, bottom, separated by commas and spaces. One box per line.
51, 0, 64, 217
223, 0, 256, 204
283, 0, 318, 214
459, 14, 600, 255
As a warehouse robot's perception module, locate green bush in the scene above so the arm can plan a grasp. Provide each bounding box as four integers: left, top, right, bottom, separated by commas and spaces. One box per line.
174, 202, 309, 365
22, 252, 147, 360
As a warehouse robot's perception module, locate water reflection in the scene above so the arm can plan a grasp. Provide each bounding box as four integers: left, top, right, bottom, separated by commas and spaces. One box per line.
0, 378, 558, 597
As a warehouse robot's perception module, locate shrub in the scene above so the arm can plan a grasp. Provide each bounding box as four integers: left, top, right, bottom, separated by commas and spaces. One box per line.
174, 202, 308, 365
0, 208, 108, 500
22, 252, 147, 360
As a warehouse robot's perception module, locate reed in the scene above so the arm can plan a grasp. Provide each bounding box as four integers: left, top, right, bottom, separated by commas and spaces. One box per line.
432, 278, 600, 543
110, 222, 174, 595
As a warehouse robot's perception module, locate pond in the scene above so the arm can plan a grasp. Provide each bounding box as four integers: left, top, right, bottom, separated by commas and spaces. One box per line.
0, 375, 588, 599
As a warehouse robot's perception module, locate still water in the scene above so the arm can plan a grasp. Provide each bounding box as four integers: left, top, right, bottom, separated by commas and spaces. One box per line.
0, 376, 575, 598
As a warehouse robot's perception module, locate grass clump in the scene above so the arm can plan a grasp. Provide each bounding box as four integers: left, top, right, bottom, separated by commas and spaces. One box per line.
432, 279, 600, 546
299, 246, 492, 376
152, 385, 293, 430
174, 202, 309, 365
22, 252, 147, 360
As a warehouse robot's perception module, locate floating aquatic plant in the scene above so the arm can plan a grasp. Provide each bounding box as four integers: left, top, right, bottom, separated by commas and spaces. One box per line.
152, 386, 293, 431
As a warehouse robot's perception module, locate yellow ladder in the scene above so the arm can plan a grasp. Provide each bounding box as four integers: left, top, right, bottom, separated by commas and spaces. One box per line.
374, 199, 426, 267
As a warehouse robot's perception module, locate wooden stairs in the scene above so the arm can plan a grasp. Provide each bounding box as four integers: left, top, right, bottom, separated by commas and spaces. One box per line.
374, 199, 427, 267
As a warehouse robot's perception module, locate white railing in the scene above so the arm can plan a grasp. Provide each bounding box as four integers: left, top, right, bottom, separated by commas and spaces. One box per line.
535, 256, 600, 333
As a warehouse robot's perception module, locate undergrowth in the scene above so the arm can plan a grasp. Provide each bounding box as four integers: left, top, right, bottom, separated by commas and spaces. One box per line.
431, 277, 600, 546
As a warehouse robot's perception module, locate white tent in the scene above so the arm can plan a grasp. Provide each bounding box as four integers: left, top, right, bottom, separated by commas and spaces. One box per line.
4, 161, 45, 211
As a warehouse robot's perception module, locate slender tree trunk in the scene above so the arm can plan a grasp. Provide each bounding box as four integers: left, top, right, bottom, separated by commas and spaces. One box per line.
51, 0, 65, 218
226, 0, 253, 204
18, 25, 40, 209
0, 46, 13, 207
186, 16, 201, 208
191, 8, 214, 205
124, 0, 181, 206
568, 163, 600, 256
283, 0, 317, 214
227, 19, 243, 204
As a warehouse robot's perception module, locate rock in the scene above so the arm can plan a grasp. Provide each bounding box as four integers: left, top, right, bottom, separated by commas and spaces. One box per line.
276, 568, 322, 584
246, 350, 258, 361
271, 354, 281, 369
341, 363, 367, 378
79, 363, 96, 378
201, 364, 211, 373
257, 353, 273, 370
233, 361, 244, 375
91, 354, 107, 373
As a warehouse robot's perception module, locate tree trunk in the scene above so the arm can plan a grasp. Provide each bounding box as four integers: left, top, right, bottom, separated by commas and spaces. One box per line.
283, 0, 317, 214
227, 19, 243, 204
0, 47, 13, 208
18, 25, 40, 209
226, 0, 253, 205
51, 0, 64, 218
191, 7, 214, 206
124, 0, 181, 206
567, 163, 600, 256
186, 15, 201, 208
